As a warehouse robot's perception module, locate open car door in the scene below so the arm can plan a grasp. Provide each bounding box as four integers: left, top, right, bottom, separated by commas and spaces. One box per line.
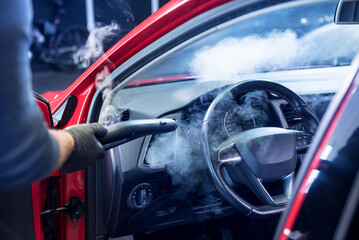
275, 51, 359, 240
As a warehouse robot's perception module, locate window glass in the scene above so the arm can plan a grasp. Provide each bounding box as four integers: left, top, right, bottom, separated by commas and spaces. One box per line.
100, 0, 359, 124
132, 1, 359, 83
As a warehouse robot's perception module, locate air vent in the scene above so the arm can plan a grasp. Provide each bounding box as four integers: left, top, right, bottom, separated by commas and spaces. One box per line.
143, 131, 176, 167
280, 103, 307, 131
120, 109, 130, 122
104, 108, 131, 126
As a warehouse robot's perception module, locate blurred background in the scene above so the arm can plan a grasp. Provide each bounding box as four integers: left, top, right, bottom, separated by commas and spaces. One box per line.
31, 0, 169, 94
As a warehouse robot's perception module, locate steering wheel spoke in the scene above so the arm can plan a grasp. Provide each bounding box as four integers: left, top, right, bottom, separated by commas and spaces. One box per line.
247, 174, 293, 206
222, 153, 293, 206
217, 143, 242, 165
295, 131, 313, 152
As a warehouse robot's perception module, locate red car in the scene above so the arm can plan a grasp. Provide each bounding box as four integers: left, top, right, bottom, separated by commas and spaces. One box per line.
2, 0, 359, 239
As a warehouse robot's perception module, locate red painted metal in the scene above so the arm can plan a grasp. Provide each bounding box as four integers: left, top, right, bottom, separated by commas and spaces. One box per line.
37, 1, 230, 239
42, 91, 63, 104
279, 66, 359, 240
32, 182, 44, 240
61, 171, 86, 240
55, 83, 95, 240
32, 96, 55, 240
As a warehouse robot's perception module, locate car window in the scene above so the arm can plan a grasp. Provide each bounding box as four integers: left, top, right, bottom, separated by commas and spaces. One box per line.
130, 0, 359, 83
99, 0, 359, 123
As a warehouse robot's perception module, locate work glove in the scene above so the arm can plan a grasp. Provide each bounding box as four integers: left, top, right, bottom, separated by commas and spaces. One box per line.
60, 123, 107, 173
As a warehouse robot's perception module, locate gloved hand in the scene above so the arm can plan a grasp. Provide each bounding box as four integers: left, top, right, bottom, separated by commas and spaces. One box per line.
60, 123, 107, 173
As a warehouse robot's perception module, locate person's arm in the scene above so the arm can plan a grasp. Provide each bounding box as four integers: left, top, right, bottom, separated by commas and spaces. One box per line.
0, 0, 106, 190
0, 0, 60, 189
49, 130, 75, 172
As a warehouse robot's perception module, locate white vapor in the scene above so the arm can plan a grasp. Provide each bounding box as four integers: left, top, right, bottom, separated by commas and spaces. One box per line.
77, 22, 121, 69
190, 30, 299, 81
190, 24, 359, 82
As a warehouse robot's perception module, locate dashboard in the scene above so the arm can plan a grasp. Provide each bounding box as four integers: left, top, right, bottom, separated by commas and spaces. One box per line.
97, 70, 336, 236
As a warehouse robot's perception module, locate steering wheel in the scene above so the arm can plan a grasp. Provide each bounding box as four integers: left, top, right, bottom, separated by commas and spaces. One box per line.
202, 80, 319, 217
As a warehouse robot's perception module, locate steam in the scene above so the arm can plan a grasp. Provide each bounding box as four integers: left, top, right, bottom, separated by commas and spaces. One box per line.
76, 21, 120, 126
299, 23, 359, 66
75, 18, 126, 123
227, 91, 270, 132
77, 22, 121, 69
76, 0, 135, 70
145, 91, 271, 206
97, 66, 116, 125
302, 94, 333, 120
146, 129, 218, 205
190, 30, 299, 81
190, 24, 359, 81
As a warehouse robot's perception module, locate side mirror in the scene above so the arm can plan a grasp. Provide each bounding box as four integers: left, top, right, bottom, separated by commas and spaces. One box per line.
33, 92, 54, 128
335, 0, 359, 24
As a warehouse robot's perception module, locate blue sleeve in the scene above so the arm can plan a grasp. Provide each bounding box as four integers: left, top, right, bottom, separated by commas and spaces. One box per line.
0, 0, 60, 189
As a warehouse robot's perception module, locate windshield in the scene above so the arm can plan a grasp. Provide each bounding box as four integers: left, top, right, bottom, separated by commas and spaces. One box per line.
132, 0, 359, 83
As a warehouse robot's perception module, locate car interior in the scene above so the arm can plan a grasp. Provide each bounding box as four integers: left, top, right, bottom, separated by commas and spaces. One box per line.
80, 0, 359, 239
